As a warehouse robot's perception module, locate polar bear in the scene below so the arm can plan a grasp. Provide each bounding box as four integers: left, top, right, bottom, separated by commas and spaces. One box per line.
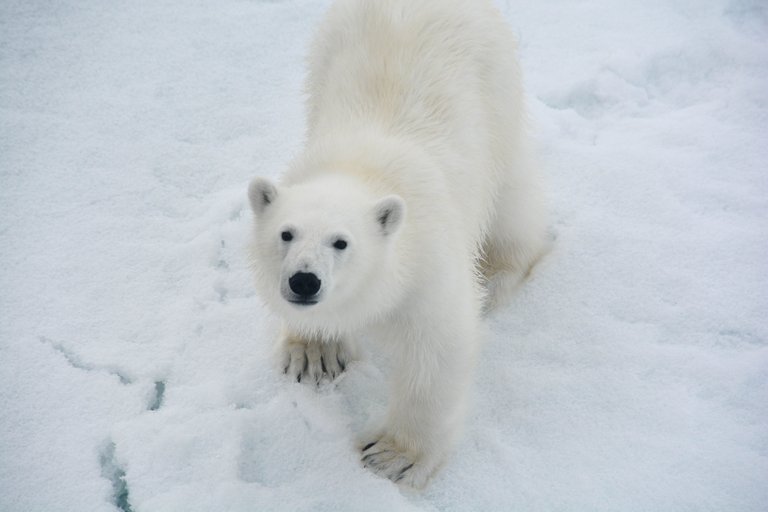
248, 0, 548, 488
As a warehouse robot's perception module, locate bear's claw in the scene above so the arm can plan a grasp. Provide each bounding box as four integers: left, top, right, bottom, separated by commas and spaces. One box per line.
361, 438, 427, 487
280, 336, 351, 384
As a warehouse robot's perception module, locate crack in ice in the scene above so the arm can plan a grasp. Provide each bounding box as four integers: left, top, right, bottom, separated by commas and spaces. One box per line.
40, 337, 133, 385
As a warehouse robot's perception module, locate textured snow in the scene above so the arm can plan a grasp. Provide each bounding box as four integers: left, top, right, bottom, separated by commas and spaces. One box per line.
1, 0, 766, 510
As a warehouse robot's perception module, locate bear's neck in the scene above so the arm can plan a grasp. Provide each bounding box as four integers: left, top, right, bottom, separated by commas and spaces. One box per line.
286, 127, 439, 200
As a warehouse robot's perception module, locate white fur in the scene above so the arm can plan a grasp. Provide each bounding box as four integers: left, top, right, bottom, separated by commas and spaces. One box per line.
248, 0, 548, 488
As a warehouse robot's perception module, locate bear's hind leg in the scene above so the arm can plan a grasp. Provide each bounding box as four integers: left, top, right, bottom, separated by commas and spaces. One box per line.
277, 327, 357, 384
481, 160, 550, 312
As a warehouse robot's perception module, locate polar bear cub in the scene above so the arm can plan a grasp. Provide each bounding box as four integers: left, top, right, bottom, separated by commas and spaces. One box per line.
248, 0, 548, 488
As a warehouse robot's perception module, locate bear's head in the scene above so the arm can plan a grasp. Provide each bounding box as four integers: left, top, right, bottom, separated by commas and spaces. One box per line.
248, 174, 406, 329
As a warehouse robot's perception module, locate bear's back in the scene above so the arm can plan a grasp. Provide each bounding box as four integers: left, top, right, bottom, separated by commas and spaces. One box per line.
301, 0, 525, 244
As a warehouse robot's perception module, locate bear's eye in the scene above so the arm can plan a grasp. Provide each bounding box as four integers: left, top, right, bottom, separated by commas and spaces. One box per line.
333, 239, 348, 250
281, 231, 293, 242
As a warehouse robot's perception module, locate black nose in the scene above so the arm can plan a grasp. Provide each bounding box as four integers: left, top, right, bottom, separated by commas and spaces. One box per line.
289, 272, 321, 297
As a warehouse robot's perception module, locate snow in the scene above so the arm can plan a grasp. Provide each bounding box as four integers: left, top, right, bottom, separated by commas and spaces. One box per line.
1, 0, 766, 510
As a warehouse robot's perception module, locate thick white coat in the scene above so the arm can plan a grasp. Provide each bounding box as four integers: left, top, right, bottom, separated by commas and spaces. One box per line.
249, 0, 548, 487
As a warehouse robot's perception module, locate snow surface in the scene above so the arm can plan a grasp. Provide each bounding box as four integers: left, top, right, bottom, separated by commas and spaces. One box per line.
1, 0, 766, 510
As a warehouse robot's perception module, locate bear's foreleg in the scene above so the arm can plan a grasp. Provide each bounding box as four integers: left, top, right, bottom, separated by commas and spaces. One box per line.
362, 298, 478, 487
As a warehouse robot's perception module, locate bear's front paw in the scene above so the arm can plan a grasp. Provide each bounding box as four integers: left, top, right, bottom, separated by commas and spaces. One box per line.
280, 335, 352, 384
361, 438, 430, 488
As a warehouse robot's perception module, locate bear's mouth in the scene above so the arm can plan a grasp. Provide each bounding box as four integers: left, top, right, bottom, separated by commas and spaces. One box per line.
288, 299, 318, 306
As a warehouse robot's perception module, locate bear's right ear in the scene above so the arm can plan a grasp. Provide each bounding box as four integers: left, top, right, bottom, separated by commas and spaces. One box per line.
248, 177, 278, 215
372, 195, 406, 236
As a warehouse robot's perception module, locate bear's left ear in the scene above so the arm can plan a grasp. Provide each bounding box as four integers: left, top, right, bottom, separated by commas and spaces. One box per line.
248, 177, 278, 216
372, 195, 406, 236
